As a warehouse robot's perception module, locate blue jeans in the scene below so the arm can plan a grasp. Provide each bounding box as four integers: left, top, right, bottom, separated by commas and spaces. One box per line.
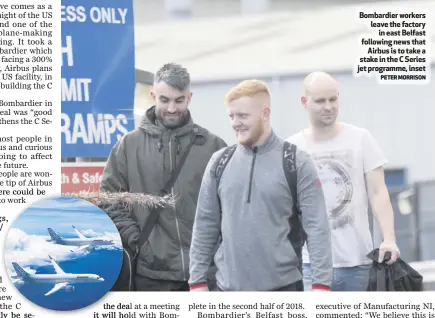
302, 263, 370, 291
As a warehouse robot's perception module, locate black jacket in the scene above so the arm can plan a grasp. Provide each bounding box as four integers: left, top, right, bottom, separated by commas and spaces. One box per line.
366, 248, 423, 291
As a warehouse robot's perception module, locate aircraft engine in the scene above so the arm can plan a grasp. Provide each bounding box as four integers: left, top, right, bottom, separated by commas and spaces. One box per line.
65, 285, 75, 292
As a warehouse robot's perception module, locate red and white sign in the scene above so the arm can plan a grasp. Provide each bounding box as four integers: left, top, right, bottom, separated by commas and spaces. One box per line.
61, 162, 106, 193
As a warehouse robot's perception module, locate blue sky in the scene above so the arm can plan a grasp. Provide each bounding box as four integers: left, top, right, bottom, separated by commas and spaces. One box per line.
12, 196, 118, 236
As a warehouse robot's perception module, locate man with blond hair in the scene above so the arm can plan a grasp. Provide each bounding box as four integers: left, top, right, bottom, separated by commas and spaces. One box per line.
188, 79, 333, 291
287, 71, 400, 291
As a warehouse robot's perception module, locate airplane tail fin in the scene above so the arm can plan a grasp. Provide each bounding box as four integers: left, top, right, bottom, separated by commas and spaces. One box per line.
72, 225, 86, 239
48, 255, 66, 274
47, 228, 62, 242
12, 262, 29, 277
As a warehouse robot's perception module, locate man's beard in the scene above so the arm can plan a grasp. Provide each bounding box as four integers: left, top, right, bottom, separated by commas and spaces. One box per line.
156, 110, 189, 129
237, 120, 264, 147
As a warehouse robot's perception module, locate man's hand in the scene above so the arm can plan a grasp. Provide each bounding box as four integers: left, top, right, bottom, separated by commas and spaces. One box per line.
366, 167, 399, 266
378, 240, 400, 265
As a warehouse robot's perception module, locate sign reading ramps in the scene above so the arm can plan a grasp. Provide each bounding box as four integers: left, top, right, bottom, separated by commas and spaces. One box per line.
61, 1, 135, 157
61, 162, 106, 193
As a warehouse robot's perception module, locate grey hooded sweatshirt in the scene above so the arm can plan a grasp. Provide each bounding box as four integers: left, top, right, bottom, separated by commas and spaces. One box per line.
189, 131, 332, 291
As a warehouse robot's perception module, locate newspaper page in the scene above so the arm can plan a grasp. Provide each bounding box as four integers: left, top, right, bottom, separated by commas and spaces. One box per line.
0, 0, 434, 317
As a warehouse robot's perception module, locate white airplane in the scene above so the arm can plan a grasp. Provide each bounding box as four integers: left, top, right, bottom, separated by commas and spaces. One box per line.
11, 255, 104, 296
47, 225, 114, 253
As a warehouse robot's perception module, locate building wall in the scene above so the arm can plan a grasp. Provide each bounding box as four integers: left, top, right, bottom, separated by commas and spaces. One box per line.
188, 68, 435, 183
134, 0, 411, 25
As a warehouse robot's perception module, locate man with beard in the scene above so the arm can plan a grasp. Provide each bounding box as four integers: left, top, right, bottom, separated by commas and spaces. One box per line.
101, 63, 227, 291
287, 71, 400, 291
188, 79, 333, 291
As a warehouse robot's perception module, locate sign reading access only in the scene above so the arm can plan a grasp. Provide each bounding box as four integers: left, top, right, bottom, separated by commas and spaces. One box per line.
61, 0, 135, 157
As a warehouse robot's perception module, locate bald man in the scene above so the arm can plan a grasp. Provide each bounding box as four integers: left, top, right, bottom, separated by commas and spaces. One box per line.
287, 72, 400, 292
189, 79, 333, 291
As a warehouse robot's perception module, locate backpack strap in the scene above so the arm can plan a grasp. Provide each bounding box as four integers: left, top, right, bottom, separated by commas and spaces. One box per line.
213, 144, 237, 245
215, 144, 237, 188
214, 142, 306, 273
283, 141, 307, 273
134, 128, 199, 258
283, 141, 299, 215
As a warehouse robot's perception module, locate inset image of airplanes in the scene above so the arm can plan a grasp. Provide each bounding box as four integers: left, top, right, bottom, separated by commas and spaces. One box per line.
11, 255, 104, 296
47, 225, 114, 253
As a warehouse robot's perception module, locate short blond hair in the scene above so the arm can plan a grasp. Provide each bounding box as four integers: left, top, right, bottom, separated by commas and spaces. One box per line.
224, 79, 270, 105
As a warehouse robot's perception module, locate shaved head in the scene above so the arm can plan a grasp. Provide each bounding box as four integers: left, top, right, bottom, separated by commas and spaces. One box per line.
301, 72, 340, 128
303, 71, 339, 96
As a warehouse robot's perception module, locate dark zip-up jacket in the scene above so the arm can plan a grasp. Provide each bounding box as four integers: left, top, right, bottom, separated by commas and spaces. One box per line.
101, 106, 227, 282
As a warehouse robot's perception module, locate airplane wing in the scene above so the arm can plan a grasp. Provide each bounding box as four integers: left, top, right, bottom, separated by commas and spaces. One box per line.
45, 282, 68, 296
70, 244, 91, 253
48, 255, 65, 274
72, 225, 87, 239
